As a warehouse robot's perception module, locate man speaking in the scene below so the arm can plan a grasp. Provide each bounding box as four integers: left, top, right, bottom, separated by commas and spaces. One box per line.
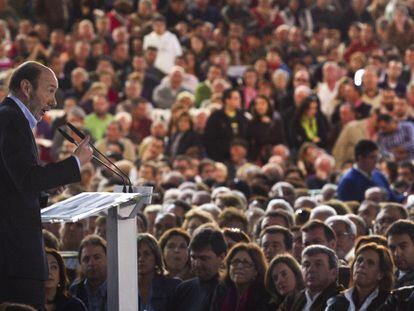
0, 61, 93, 309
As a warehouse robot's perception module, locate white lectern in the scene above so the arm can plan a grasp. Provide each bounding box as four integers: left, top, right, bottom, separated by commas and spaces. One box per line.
41, 187, 153, 311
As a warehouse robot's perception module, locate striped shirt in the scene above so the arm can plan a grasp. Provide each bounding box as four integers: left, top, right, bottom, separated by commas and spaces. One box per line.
378, 121, 414, 160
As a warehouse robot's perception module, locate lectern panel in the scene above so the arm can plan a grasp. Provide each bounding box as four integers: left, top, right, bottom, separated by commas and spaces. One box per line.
41, 192, 141, 223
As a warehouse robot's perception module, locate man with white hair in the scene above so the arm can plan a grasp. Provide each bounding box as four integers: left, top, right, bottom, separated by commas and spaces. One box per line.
143, 14, 182, 74
152, 66, 187, 109
316, 61, 341, 119
306, 153, 336, 189
325, 215, 356, 261
310, 205, 337, 222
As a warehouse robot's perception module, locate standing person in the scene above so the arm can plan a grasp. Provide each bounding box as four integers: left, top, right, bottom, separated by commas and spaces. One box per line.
203, 89, 248, 162
0, 61, 92, 309
337, 139, 404, 202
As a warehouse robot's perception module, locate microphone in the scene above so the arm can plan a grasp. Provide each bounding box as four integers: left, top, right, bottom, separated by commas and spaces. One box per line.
66, 122, 134, 193
58, 128, 129, 193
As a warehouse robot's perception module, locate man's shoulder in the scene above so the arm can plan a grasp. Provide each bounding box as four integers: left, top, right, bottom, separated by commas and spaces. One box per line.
176, 277, 199, 289
0, 98, 23, 126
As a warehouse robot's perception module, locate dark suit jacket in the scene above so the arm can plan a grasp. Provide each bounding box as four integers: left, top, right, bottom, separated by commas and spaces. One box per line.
279, 282, 343, 311
203, 109, 248, 162
0, 97, 80, 281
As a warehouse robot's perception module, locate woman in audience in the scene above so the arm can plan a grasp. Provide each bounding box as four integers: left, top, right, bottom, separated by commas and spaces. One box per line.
326, 242, 394, 310
210, 242, 273, 311
247, 95, 285, 164
290, 95, 329, 150
44, 248, 87, 311
138, 233, 181, 311
159, 228, 193, 280
166, 112, 202, 158
264, 254, 305, 308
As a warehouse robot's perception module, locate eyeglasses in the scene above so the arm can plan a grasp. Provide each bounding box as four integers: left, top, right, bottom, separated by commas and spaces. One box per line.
230, 259, 255, 268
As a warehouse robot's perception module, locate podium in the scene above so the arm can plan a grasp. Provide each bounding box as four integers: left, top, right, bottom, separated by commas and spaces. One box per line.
41, 186, 153, 311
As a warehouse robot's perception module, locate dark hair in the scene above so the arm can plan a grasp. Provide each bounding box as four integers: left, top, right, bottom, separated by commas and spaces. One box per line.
222, 243, 267, 286
302, 245, 338, 270
301, 220, 336, 242
78, 235, 107, 263
260, 225, 293, 251
45, 248, 70, 300
189, 227, 227, 256
386, 220, 414, 244
222, 88, 239, 104
265, 254, 304, 303
43, 229, 61, 250
138, 233, 166, 276
377, 113, 394, 123
351, 242, 394, 292
137, 212, 148, 232
159, 227, 191, 252
176, 112, 194, 131
249, 95, 273, 119
354, 139, 378, 159
293, 95, 321, 121
9, 61, 45, 92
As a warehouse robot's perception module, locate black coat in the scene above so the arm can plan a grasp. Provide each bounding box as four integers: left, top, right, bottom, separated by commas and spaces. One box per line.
203, 109, 248, 162
139, 275, 181, 311
0, 97, 80, 301
247, 117, 285, 162
168, 276, 220, 311
279, 282, 343, 311
378, 286, 414, 311
394, 270, 414, 289
326, 289, 390, 311
289, 113, 330, 150
167, 130, 202, 157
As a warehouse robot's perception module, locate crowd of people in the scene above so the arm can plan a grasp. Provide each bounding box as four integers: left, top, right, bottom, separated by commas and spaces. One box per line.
3, 0, 414, 310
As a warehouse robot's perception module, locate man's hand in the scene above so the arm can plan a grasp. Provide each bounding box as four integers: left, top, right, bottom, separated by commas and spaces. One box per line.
74, 135, 93, 166
47, 186, 66, 196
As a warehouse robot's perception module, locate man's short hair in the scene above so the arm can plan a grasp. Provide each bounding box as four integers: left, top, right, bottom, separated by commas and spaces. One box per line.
260, 225, 293, 251
386, 220, 414, 244
189, 227, 227, 256
9, 61, 45, 92
222, 88, 239, 103
354, 139, 378, 159
78, 234, 107, 263
302, 220, 337, 242
302, 245, 339, 270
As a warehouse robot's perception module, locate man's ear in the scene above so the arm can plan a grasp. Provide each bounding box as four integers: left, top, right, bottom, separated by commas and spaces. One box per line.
20, 79, 32, 99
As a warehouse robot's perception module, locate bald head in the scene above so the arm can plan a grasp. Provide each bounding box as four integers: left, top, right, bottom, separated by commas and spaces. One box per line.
9, 61, 55, 93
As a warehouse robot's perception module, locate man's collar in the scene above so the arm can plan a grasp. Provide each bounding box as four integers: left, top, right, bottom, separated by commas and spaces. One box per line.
354, 164, 372, 179
8, 93, 38, 129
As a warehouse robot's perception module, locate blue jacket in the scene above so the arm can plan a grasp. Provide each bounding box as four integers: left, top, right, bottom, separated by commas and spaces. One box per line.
337, 167, 404, 202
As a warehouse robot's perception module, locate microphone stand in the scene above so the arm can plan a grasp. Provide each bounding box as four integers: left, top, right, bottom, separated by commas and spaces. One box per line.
66, 122, 134, 193
58, 128, 129, 193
